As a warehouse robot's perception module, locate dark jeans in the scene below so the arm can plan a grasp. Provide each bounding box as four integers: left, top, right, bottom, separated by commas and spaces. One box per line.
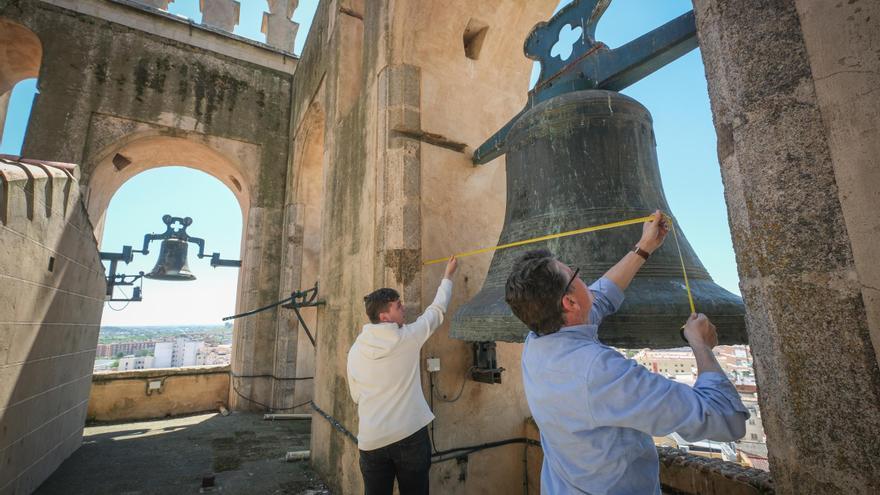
359, 426, 431, 495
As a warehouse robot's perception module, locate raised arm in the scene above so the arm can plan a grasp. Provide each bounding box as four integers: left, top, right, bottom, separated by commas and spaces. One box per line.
604, 210, 669, 291
405, 257, 458, 343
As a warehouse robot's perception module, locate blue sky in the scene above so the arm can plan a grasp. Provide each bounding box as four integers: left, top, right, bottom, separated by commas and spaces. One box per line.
1, 0, 738, 326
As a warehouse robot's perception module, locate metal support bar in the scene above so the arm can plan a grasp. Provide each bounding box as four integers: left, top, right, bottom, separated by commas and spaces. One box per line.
472, 0, 698, 165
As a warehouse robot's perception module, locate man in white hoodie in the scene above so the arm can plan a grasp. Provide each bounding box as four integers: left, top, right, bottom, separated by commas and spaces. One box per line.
347, 257, 458, 495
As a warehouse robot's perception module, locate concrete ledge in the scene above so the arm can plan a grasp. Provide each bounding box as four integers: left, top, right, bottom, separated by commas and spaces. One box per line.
91, 364, 230, 381
88, 365, 230, 422
658, 447, 774, 495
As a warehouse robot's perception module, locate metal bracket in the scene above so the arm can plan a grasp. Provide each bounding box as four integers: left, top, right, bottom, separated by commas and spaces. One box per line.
98, 214, 241, 303
281, 282, 325, 347
471, 342, 504, 384
472, 0, 698, 165
98, 246, 145, 301
140, 214, 241, 267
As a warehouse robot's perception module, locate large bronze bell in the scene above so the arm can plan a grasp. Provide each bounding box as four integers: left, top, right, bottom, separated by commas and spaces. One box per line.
145, 238, 196, 281
450, 90, 746, 348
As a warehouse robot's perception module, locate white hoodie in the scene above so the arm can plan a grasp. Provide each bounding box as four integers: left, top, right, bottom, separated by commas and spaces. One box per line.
347, 279, 453, 451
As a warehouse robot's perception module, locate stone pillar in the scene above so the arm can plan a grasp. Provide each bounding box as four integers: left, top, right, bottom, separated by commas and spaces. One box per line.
229, 205, 286, 411
261, 0, 299, 53
199, 0, 240, 32
794, 0, 880, 365
375, 64, 422, 312
694, 1, 880, 493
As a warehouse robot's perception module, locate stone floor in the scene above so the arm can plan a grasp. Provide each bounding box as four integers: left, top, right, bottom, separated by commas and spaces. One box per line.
35, 412, 330, 495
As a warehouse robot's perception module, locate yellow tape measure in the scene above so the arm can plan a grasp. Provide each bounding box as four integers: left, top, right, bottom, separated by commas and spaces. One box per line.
424, 214, 696, 314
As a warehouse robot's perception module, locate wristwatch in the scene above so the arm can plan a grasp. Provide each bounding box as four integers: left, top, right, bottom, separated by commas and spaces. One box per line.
632, 245, 651, 260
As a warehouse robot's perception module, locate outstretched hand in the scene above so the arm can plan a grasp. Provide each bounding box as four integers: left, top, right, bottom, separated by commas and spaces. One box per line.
638, 210, 670, 254
444, 256, 458, 279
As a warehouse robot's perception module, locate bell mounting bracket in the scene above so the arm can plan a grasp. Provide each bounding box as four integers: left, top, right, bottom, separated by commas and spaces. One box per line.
472, 0, 698, 165
98, 214, 242, 302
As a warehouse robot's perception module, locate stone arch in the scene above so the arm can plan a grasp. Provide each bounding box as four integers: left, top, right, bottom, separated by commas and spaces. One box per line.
0, 17, 42, 146
83, 132, 256, 238
84, 132, 257, 402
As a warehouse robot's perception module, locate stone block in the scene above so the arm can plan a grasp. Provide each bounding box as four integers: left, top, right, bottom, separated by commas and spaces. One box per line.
261, 12, 298, 52
199, 0, 240, 32
267, 0, 298, 18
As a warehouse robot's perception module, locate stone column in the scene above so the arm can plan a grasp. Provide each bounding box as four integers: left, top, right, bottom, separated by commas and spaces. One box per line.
199, 0, 240, 32
694, 1, 880, 493
229, 205, 285, 411
794, 0, 880, 365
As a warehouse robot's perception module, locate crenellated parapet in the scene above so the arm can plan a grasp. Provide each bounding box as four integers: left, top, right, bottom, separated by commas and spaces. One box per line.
0, 155, 105, 495
128, 0, 300, 52
199, 0, 240, 32
0, 156, 81, 228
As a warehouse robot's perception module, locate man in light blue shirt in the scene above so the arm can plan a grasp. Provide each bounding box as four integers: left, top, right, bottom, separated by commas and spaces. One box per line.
506, 211, 749, 494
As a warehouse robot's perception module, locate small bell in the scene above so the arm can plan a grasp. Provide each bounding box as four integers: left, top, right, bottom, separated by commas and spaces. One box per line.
145, 238, 196, 281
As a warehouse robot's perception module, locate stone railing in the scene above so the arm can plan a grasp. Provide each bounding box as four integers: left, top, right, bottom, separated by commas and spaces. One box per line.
659, 447, 774, 494
87, 365, 230, 422
526, 419, 772, 494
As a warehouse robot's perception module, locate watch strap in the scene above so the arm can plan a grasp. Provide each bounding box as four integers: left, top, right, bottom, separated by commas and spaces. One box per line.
633, 245, 651, 260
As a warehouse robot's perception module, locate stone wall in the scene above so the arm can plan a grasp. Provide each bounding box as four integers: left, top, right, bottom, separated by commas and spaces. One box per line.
694, 0, 880, 493
1, 0, 300, 415
87, 365, 230, 422
0, 157, 105, 495
298, 1, 560, 493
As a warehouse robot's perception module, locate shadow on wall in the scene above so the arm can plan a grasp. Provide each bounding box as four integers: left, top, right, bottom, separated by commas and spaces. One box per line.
0, 158, 106, 494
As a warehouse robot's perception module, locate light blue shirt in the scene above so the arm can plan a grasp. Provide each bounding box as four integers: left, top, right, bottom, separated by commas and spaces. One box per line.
522, 277, 749, 495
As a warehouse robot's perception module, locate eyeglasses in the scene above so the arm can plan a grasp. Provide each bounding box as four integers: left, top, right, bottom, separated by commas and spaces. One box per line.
563, 267, 580, 295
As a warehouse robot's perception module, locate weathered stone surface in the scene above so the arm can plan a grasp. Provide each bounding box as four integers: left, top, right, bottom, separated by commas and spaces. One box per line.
200, 0, 239, 32
134, 0, 172, 9
694, 0, 880, 493
88, 365, 230, 421
261, 11, 299, 52
267, 0, 298, 18
794, 0, 880, 367
658, 447, 774, 495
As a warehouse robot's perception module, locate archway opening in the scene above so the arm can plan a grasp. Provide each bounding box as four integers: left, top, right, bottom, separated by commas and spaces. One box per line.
94, 166, 243, 373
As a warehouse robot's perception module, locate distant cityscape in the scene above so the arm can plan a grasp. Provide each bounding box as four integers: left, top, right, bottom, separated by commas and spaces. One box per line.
93, 323, 233, 372
627, 345, 767, 471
